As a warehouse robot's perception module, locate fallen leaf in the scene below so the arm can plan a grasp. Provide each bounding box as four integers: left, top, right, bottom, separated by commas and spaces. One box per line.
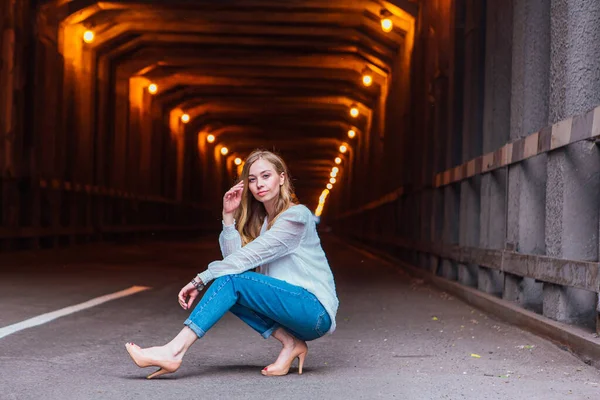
471, 353, 481, 358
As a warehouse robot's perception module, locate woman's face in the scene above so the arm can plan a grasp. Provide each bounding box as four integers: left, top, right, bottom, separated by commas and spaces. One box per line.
247, 158, 284, 205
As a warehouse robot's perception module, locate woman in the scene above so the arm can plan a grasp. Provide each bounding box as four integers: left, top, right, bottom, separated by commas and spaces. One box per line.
125, 149, 339, 379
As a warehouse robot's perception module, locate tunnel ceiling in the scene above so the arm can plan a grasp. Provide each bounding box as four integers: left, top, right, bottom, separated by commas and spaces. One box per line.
38, 0, 415, 213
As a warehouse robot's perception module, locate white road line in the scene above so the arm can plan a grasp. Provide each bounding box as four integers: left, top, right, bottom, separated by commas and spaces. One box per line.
0, 285, 151, 339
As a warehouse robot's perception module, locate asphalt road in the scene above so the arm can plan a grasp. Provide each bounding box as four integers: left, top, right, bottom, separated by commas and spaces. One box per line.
1, 235, 599, 399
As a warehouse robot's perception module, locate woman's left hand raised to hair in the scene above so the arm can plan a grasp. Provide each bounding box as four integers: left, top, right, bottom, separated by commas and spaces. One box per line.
178, 281, 200, 310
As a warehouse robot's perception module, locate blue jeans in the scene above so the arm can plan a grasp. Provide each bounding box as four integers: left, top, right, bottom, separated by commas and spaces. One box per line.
184, 272, 331, 341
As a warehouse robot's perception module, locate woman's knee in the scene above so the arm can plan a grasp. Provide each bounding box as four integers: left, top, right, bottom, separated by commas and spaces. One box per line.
211, 272, 256, 288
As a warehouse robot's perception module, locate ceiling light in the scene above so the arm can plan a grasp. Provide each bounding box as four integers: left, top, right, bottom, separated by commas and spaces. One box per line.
181, 113, 190, 123
234, 157, 242, 165
221, 147, 229, 156
381, 18, 393, 32
335, 157, 342, 164
348, 129, 356, 139
207, 134, 215, 143
83, 30, 95, 43
350, 107, 359, 118
327, 183, 333, 190
148, 83, 158, 94
339, 145, 347, 153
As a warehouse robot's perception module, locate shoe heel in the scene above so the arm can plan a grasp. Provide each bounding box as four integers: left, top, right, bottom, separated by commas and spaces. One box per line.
297, 351, 307, 375
147, 368, 170, 379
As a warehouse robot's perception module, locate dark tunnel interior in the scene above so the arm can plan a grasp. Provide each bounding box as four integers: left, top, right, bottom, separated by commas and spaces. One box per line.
1, 0, 426, 242
3, 0, 600, 370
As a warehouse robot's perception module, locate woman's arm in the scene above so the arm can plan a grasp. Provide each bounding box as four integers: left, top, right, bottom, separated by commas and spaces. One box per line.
198, 210, 307, 285
219, 220, 242, 258
219, 181, 244, 257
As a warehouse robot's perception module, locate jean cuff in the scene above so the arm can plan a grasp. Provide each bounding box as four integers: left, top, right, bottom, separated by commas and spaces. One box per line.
261, 323, 280, 339
184, 319, 207, 338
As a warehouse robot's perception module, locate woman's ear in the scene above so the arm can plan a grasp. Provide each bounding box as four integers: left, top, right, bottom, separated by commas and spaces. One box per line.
279, 172, 285, 186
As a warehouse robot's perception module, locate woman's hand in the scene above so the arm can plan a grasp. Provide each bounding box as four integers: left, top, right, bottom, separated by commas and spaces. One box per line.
178, 281, 200, 310
223, 181, 244, 217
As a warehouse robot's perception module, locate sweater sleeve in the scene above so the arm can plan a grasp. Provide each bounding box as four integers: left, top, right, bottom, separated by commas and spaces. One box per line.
198, 208, 307, 284
219, 222, 242, 258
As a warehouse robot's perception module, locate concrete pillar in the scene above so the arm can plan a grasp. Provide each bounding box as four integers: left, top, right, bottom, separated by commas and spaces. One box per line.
542, 0, 600, 328
460, 0, 485, 162
478, 0, 513, 297
505, 154, 546, 311
456, 0, 486, 287
458, 178, 479, 286
509, 0, 551, 138
419, 189, 433, 270
482, 0, 513, 153
505, 0, 550, 311
440, 184, 460, 280
549, 0, 600, 123
544, 142, 600, 327
430, 188, 444, 273
478, 170, 506, 297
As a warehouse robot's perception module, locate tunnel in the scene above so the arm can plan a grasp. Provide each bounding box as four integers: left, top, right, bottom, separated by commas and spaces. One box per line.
2, 0, 600, 398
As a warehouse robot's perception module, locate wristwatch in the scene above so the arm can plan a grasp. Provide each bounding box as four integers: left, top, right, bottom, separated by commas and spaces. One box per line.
191, 276, 205, 291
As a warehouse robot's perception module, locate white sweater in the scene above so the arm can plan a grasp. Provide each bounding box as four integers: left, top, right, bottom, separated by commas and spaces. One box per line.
198, 204, 339, 334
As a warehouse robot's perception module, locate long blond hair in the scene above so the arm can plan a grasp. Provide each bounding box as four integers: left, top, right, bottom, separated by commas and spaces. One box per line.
235, 150, 298, 245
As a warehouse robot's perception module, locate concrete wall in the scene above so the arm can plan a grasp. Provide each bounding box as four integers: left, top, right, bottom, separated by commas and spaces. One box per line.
339, 0, 600, 334
542, 0, 600, 327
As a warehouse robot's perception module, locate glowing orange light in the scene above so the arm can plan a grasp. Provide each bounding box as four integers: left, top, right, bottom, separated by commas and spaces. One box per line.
181, 114, 190, 123
348, 129, 356, 139
335, 157, 342, 164
330, 177, 336, 184
362, 74, 373, 87
234, 157, 242, 165
207, 134, 215, 143
221, 147, 229, 156
350, 107, 359, 118
332, 167, 339, 173
83, 30, 95, 43
315, 206, 323, 217
327, 183, 333, 190
148, 83, 158, 94
381, 18, 393, 32
339, 145, 348, 153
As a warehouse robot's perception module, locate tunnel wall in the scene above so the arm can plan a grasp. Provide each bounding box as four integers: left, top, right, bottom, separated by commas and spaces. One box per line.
333, 0, 600, 336
2, 0, 599, 340
0, 0, 215, 251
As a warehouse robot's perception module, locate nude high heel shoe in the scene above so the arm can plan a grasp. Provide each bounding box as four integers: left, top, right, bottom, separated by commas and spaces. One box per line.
261, 343, 308, 377
125, 342, 182, 379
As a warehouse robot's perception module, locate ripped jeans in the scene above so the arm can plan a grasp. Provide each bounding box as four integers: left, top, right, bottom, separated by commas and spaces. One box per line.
184, 271, 331, 341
